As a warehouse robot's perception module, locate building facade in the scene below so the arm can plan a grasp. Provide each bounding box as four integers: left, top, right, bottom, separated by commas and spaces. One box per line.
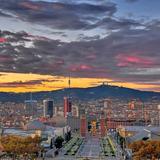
43, 99, 54, 118
64, 97, 72, 118
80, 115, 87, 137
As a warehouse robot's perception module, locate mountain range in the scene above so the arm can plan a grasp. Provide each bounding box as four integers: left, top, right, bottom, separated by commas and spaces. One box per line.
0, 85, 159, 103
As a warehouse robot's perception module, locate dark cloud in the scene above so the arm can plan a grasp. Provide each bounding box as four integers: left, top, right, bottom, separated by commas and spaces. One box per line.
0, 10, 11, 17
88, 17, 142, 30
125, 0, 139, 3
0, 0, 159, 88
0, 79, 62, 88
0, 22, 160, 86
138, 86, 160, 92
0, 0, 117, 30
0, 80, 44, 87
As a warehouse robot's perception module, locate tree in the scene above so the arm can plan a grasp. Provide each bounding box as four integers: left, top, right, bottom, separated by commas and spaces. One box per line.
54, 136, 64, 149
119, 136, 125, 149
0, 135, 42, 160
129, 140, 160, 160
65, 131, 71, 142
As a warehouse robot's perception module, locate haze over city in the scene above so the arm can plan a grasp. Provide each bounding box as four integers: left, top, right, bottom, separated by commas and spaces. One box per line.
0, 0, 160, 92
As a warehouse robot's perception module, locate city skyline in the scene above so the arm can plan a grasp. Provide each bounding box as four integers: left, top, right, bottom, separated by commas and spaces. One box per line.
0, 0, 160, 92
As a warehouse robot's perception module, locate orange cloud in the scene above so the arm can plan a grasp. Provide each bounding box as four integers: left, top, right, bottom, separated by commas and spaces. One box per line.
20, 2, 41, 10
0, 72, 159, 93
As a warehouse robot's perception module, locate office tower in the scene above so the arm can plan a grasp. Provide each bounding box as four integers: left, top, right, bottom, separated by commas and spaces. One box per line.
64, 97, 68, 117
25, 100, 37, 116
43, 99, 54, 118
63, 74, 72, 118
25, 93, 37, 116
64, 97, 72, 118
80, 115, 87, 137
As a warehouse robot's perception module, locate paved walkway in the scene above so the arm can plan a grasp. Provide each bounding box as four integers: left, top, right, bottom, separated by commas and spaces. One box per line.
77, 137, 101, 158
39, 134, 124, 160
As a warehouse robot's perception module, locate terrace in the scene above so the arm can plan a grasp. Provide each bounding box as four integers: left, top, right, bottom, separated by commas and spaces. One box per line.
54, 134, 121, 160
100, 136, 116, 157
63, 135, 83, 156
77, 137, 101, 158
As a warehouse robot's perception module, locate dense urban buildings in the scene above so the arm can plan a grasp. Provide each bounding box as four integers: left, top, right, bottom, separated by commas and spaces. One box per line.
0, 94, 160, 159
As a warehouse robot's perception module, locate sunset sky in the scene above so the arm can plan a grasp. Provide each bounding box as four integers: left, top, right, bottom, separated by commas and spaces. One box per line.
0, 0, 160, 92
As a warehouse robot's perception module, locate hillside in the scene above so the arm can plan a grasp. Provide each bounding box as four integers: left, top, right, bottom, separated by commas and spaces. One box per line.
0, 85, 159, 103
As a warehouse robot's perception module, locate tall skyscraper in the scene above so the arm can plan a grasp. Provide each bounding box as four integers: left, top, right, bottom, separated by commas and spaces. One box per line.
25, 93, 37, 116
25, 100, 37, 116
64, 74, 72, 118
80, 115, 87, 137
64, 97, 72, 118
43, 99, 54, 118
64, 97, 68, 118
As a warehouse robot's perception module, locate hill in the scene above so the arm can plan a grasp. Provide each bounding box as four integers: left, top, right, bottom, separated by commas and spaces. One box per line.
0, 85, 159, 103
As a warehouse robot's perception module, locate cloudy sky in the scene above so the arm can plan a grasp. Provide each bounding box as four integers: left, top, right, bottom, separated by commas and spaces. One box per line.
0, 0, 160, 92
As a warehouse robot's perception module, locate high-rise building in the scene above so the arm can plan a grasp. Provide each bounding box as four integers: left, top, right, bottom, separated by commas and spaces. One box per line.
64, 97, 72, 118
25, 93, 37, 116
80, 115, 87, 137
25, 100, 37, 116
43, 99, 54, 118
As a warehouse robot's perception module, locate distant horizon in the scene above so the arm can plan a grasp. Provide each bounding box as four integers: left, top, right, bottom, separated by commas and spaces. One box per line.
0, 79, 159, 93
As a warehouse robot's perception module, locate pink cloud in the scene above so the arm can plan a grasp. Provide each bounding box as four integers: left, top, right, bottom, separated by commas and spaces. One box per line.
86, 54, 97, 60
69, 64, 93, 72
20, 2, 41, 10
0, 37, 7, 43
116, 54, 155, 67
0, 55, 13, 62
